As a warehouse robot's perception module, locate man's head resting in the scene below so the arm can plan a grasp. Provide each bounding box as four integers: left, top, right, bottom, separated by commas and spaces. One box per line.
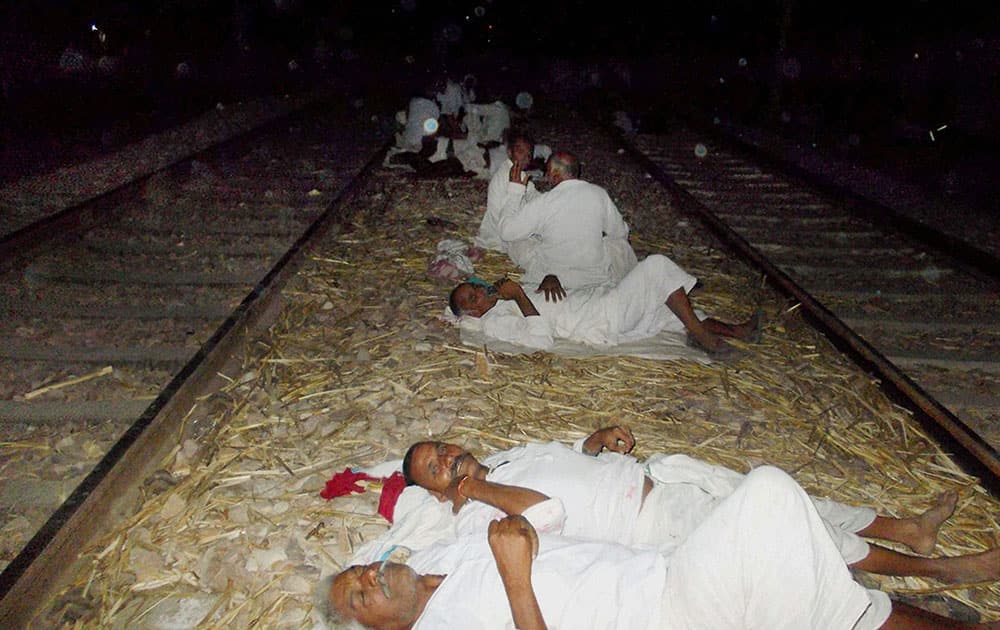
402, 441, 487, 499
447, 282, 495, 318
317, 561, 425, 630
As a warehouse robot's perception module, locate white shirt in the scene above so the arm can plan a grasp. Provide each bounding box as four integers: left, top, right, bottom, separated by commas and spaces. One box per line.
410, 534, 667, 630
436, 80, 465, 116
455, 442, 647, 543
400, 97, 440, 151
477, 158, 541, 254
460, 254, 697, 350
498, 178, 633, 289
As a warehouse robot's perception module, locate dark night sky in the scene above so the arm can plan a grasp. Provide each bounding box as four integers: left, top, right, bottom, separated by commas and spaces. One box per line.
1, 1, 998, 147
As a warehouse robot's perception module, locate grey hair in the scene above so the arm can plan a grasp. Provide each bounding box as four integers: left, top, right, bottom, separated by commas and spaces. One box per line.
314, 573, 370, 630
548, 152, 580, 179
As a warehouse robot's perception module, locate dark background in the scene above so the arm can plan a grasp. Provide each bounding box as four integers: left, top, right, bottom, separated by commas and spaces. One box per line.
1, 0, 997, 208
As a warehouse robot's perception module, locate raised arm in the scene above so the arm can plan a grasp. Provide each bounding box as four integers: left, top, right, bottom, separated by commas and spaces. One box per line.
497, 165, 544, 242
488, 516, 547, 630
495, 278, 539, 317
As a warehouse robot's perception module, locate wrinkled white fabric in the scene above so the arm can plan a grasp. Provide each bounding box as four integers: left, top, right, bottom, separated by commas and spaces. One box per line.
464, 101, 510, 144
410, 534, 667, 630
349, 486, 456, 567
498, 178, 636, 289
476, 157, 542, 268
637, 453, 875, 563
460, 254, 696, 350
660, 466, 885, 630
431, 239, 476, 275
407, 467, 884, 630
454, 442, 646, 543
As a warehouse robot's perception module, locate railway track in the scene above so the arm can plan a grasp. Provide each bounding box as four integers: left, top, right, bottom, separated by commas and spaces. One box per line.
0, 101, 388, 625
0, 100, 994, 625
619, 124, 1000, 489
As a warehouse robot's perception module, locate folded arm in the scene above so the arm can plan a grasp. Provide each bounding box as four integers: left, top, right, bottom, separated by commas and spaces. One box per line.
448, 475, 549, 515
489, 516, 547, 630
496, 278, 539, 317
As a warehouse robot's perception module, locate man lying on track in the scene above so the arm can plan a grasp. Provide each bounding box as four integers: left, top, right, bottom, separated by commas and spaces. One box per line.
401, 426, 999, 588
448, 253, 759, 357
320, 467, 1000, 629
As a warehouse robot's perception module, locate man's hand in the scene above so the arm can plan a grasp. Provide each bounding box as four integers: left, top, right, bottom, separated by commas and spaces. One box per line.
535, 275, 566, 303
582, 425, 635, 456
509, 161, 524, 184
495, 278, 539, 317
443, 475, 471, 514
494, 278, 525, 300
489, 515, 547, 630
489, 515, 539, 573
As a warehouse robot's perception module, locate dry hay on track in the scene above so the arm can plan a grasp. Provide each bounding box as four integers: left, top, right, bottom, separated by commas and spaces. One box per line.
39, 117, 1000, 628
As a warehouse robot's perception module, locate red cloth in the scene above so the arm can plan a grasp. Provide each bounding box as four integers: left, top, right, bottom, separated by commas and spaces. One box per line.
377, 472, 407, 523
320, 468, 407, 523
320, 467, 373, 499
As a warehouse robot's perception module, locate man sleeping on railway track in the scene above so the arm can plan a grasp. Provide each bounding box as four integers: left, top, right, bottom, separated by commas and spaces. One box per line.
319, 468, 1000, 629
447, 253, 759, 357
395, 427, 1000, 590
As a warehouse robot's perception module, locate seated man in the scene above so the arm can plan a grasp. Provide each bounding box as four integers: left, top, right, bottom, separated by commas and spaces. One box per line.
385, 90, 479, 179
496, 151, 637, 290
449, 254, 758, 355
401, 428, 1000, 589
320, 467, 999, 629
476, 131, 545, 269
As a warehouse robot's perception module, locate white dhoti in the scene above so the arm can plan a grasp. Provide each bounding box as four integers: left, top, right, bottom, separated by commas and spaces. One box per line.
637, 454, 876, 564
661, 466, 890, 630
463, 254, 698, 350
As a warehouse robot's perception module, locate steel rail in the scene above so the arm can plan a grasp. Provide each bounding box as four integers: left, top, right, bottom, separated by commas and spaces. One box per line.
617, 132, 1000, 497
0, 130, 391, 627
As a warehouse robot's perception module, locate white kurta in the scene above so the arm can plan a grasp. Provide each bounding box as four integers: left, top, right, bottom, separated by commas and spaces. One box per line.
476, 158, 542, 269
435, 80, 465, 116
461, 254, 697, 350
457, 442, 647, 543
399, 97, 440, 151
407, 466, 886, 630
498, 178, 636, 289
353, 442, 878, 575
634, 453, 875, 563
464, 101, 510, 144
410, 534, 667, 630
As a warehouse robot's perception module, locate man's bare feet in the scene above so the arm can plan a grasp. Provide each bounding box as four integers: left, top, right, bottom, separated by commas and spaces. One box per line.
906, 490, 959, 555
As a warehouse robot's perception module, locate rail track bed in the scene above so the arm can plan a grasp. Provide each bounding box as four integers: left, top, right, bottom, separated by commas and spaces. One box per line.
0, 103, 998, 626
0, 99, 387, 624
623, 125, 1000, 472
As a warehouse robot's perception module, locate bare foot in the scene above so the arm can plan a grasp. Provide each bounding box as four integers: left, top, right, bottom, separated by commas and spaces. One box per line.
937, 547, 1000, 585
907, 490, 959, 555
